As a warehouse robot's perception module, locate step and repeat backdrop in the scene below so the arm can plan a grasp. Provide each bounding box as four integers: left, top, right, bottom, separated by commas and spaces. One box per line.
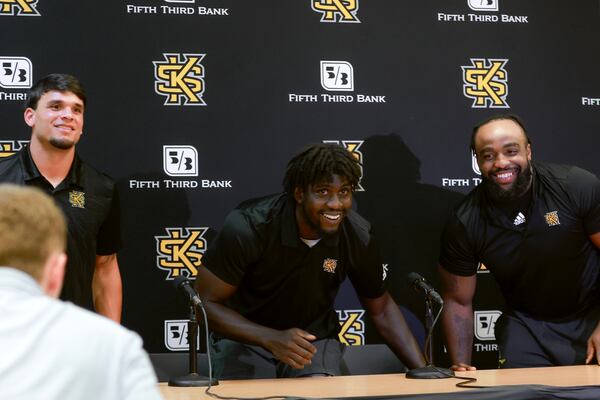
1, 0, 599, 368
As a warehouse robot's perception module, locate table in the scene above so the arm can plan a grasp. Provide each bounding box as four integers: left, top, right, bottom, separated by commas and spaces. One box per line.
158, 365, 600, 399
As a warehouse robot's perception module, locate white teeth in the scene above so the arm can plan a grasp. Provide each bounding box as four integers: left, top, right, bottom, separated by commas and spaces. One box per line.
497, 172, 513, 179
323, 214, 340, 221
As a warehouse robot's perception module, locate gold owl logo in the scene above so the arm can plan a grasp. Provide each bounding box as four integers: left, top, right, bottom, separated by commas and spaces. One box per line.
323, 258, 338, 273
68, 191, 85, 208
544, 211, 560, 227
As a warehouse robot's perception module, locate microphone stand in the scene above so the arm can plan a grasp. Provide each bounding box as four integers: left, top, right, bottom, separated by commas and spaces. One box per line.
168, 304, 218, 387
406, 296, 454, 379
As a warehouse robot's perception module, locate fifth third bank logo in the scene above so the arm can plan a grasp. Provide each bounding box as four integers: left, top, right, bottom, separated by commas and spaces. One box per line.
468, 0, 499, 12
474, 310, 502, 340
163, 145, 198, 177
321, 61, 354, 91
0, 57, 33, 89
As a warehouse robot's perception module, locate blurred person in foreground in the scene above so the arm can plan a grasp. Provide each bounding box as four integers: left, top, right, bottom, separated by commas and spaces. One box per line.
0, 184, 161, 400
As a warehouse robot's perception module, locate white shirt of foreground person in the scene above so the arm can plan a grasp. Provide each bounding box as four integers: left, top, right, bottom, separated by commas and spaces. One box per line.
0, 268, 162, 400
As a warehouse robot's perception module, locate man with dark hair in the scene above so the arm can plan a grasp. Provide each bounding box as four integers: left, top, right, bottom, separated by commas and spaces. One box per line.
0, 73, 122, 322
195, 143, 425, 379
439, 114, 600, 370
0, 185, 161, 400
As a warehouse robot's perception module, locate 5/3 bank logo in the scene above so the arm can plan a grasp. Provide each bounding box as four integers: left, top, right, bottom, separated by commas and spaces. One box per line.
0, 57, 33, 89
312, 0, 359, 23
471, 151, 481, 175
164, 320, 200, 351
163, 145, 198, 177
154, 53, 206, 106
474, 310, 502, 340
155, 227, 208, 279
337, 309, 365, 346
321, 61, 354, 92
468, 0, 499, 12
0, 0, 40, 16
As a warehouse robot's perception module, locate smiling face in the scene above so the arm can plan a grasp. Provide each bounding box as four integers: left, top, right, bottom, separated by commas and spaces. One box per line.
474, 118, 532, 201
294, 174, 353, 239
24, 90, 84, 151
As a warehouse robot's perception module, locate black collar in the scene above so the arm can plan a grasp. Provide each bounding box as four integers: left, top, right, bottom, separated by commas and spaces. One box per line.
20, 145, 83, 190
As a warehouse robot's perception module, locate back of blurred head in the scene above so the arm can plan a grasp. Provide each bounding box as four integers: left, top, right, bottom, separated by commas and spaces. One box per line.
0, 184, 67, 298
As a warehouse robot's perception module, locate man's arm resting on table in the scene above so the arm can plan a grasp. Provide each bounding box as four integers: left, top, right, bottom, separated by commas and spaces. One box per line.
585, 232, 600, 364
195, 266, 317, 369
438, 264, 477, 371
93, 253, 122, 323
360, 291, 426, 370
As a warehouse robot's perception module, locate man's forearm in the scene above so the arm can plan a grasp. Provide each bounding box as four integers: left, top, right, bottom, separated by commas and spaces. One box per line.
203, 300, 279, 348
93, 254, 122, 323
441, 300, 474, 365
364, 294, 426, 369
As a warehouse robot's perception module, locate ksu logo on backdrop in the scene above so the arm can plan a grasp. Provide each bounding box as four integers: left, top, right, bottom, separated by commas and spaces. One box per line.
0, 0, 40, 16
312, 0, 359, 23
0, 140, 28, 158
128, 145, 233, 190
288, 61, 386, 104
323, 140, 364, 191
126, 0, 229, 16
437, 0, 528, 24
154, 53, 206, 106
0, 56, 32, 102
155, 227, 208, 280
462, 58, 509, 109
337, 310, 365, 346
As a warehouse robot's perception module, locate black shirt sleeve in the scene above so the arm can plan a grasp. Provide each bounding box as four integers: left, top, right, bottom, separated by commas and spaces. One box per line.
200, 209, 263, 286
96, 185, 122, 255
568, 166, 600, 235
439, 214, 478, 276
347, 232, 387, 299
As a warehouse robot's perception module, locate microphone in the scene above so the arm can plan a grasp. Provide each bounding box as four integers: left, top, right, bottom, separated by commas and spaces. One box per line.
407, 272, 443, 305
406, 272, 453, 379
172, 276, 203, 307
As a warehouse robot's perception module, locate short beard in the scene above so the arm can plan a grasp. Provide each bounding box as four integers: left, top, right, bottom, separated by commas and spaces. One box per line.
49, 137, 75, 150
484, 162, 533, 202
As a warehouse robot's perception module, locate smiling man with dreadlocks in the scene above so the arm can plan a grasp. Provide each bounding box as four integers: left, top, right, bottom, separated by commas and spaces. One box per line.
195, 143, 425, 379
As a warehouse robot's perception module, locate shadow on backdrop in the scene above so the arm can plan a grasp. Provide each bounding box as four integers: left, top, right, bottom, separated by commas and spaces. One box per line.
354, 134, 464, 365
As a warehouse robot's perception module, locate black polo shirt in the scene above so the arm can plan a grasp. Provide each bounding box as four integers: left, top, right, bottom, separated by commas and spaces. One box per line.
0, 146, 121, 310
440, 162, 600, 319
201, 193, 386, 339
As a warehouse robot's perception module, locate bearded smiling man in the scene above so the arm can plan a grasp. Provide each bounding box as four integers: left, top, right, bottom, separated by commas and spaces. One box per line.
0, 74, 122, 322
438, 114, 600, 370
195, 143, 425, 379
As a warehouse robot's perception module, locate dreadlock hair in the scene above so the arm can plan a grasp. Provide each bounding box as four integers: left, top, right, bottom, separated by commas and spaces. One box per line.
283, 143, 361, 196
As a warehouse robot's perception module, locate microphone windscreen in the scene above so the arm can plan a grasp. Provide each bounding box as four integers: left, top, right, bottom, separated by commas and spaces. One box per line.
407, 272, 422, 285
172, 275, 189, 288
